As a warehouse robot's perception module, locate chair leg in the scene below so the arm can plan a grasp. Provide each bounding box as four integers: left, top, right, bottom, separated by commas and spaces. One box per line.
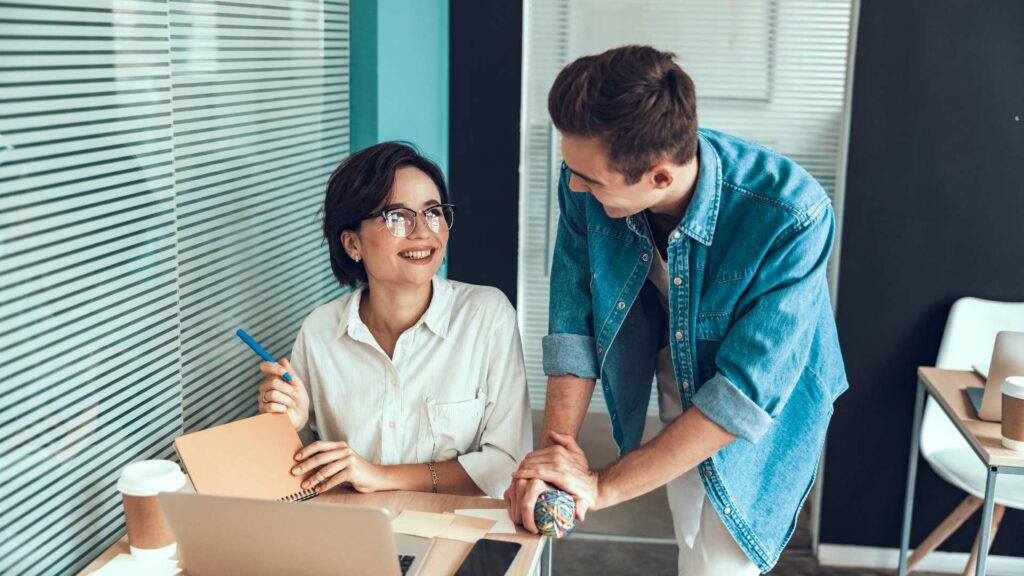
906, 495, 982, 572
963, 504, 1006, 576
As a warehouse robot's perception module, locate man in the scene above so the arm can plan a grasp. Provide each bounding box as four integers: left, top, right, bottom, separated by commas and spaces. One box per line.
504, 45, 848, 575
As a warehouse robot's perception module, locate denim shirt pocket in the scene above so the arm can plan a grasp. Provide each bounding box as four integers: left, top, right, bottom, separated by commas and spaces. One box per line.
695, 312, 730, 384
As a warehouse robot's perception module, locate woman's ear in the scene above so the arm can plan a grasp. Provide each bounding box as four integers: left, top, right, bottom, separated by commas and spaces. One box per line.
341, 230, 362, 262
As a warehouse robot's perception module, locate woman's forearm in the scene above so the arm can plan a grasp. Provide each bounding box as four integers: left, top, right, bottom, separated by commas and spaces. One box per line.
380, 460, 484, 496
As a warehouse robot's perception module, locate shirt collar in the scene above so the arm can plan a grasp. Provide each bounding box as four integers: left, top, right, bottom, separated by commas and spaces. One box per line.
338, 275, 453, 342
677, 133, 722, 246
625, 132, 722, 247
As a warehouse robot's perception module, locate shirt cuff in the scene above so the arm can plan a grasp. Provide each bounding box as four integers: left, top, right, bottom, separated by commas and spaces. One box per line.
458, 449, 517, 499
542, 333, 599, 379
691, 372, 774, 444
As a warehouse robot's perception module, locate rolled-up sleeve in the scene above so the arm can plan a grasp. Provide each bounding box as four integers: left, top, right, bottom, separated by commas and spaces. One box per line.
692, 200, 835, 444
458, 302, 533, 498
542, 164, 599, 380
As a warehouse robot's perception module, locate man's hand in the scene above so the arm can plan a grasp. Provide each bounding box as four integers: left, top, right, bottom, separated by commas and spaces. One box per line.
512, 431, 600, 521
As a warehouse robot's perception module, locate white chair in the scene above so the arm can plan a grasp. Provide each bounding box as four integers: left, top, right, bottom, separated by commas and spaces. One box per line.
908, 297, 1024, 575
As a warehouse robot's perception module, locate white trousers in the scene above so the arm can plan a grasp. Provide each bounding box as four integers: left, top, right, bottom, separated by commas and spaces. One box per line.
666, 467, 762, 576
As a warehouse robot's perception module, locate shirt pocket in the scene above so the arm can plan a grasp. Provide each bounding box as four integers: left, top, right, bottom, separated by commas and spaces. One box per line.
425, 392, 486, 462
695, 313, 730, 384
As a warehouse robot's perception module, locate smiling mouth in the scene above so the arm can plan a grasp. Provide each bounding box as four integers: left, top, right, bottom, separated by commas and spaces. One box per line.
399, 248, 436, 261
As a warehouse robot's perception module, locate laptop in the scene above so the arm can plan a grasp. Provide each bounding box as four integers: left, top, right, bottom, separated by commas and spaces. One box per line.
966, 331, 1024, 421
159, 492, 432, 576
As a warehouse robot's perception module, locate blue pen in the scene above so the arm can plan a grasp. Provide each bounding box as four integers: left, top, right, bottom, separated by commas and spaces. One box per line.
236, 328, 293, 382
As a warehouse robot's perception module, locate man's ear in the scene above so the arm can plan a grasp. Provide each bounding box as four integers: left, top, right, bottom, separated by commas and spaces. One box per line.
649, 161, 675, 189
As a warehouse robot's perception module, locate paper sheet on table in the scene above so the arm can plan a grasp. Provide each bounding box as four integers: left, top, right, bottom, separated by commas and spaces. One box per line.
454, 508, 517, 534
90, 554, 181, 576
439, 514, 497, 543
391, 510, 456, 539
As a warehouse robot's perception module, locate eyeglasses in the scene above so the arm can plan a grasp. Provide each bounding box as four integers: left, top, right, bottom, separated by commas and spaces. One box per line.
356, 203, 456, 238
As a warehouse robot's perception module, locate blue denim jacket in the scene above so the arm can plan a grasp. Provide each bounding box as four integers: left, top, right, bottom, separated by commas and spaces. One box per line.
542, 128, 848, 571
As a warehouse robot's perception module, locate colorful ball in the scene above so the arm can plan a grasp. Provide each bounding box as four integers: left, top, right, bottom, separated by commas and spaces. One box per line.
534, 489, 576, 538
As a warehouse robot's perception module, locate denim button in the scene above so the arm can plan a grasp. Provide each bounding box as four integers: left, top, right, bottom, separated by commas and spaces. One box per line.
673, 277, 682, 286
682, 381, 690, 391
674, 331, 683, 341
704, 469, 713, 478
597, 346, 603, 355
673, 231, 682, 239
641, 253, 649, 262
617, 301, 625, 310
724, 506, 732, 515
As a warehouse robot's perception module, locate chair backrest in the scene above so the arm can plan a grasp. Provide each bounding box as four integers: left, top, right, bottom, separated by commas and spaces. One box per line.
935, 297, 1024, 369
920, 297, 1024, 458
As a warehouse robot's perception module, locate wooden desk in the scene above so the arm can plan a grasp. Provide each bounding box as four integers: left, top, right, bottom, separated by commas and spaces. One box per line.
80, 489, 547, 576
897, 368, 1024, 576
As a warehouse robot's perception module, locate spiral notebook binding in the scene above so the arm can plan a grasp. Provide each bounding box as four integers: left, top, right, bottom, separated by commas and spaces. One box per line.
279, 488, 318, 503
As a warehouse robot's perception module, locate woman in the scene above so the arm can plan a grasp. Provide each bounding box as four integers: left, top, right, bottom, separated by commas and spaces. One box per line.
256, 142, 531, 499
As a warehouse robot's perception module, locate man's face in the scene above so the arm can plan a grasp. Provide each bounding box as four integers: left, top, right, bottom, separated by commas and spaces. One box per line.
560, 135, 672, 219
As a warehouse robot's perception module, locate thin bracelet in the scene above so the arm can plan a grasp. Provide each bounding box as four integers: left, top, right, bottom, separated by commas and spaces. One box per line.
426, 462, 439, 493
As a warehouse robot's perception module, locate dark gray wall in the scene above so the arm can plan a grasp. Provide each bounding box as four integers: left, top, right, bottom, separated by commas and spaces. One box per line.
446, 0, 523, 306
824, 0, 1024, 556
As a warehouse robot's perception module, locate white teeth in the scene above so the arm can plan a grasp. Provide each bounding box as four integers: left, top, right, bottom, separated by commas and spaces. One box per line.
400, 249, 433, 260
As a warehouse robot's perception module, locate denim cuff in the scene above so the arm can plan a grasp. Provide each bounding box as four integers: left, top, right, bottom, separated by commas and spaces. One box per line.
542, 333, 599, 380
691, 372, 774, 443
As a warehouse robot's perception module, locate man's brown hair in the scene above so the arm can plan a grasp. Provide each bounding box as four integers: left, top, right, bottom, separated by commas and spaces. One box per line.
548, 45, 698, 184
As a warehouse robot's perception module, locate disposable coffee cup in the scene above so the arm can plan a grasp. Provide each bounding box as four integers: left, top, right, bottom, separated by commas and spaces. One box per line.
117, 460, 186, 560
1000, 377, 1024, 452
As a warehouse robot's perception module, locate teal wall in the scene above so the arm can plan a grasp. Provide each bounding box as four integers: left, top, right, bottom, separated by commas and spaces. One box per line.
350, 0, 449, 176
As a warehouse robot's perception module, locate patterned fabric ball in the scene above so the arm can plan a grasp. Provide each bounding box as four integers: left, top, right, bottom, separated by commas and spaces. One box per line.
534, 489, 576, 538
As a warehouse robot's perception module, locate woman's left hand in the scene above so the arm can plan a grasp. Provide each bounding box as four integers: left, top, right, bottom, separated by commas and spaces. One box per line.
292, 441, 388, 494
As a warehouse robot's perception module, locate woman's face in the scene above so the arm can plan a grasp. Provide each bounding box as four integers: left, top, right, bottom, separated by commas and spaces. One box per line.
344, 167, 448, 289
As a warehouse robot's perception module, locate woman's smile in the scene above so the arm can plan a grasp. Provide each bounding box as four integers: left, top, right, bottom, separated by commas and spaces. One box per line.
398, 246, 438, 265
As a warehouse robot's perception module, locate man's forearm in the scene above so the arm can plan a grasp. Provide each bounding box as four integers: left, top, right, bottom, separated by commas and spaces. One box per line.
597, 406, 736, 509
540, 374, 595, 447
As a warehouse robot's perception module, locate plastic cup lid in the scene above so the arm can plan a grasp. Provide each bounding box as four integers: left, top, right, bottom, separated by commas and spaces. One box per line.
117, 460, 186, 497
1001, 376, 1024, 399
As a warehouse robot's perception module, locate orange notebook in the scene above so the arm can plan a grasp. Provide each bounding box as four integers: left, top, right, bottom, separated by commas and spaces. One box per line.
174, 413, 318, 502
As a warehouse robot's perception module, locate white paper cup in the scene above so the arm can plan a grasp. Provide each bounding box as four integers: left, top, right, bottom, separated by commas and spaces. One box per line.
117, 460, 186, 560
1000, 377, 1024, 451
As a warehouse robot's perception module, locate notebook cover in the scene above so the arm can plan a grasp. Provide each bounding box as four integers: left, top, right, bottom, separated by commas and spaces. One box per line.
174, 413, 313, 500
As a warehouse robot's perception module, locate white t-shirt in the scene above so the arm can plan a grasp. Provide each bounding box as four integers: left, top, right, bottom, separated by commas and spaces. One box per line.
289, 276, 532, 498
647, 247, 684, 424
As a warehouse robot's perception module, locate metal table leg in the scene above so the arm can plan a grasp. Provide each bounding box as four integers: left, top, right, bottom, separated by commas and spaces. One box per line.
898, 379, 926, 576
976, 467, 998, 576
541, 537, 552, 576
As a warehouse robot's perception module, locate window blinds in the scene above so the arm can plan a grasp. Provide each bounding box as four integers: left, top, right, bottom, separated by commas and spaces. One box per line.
0, 1, 348, 574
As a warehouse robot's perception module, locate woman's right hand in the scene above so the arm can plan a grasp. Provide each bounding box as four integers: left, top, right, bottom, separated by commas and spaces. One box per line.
257, 358, 310, 431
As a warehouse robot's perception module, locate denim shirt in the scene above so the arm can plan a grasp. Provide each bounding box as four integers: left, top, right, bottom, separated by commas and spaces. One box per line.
542, 128, 848, 571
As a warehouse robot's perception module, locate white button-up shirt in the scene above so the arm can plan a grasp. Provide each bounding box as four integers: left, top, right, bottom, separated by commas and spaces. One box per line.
289, 276, 532, 498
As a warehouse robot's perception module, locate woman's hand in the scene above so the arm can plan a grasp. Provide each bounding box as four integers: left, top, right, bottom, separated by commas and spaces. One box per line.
256, 358, 310, 431
292, 440, 389, 494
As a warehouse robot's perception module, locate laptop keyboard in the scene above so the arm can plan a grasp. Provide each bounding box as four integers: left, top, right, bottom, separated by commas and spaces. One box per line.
398, 555, 416, 575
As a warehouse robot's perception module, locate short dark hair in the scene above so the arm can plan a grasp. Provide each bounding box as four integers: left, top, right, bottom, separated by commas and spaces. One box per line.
548, 45, 698, 184
322, 141, 449, 287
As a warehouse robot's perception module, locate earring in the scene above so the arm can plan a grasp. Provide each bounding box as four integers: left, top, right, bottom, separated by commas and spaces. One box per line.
352, 255, 361, 262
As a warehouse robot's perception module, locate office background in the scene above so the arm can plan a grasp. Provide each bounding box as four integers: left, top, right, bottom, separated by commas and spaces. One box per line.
2, 0, 1023, 575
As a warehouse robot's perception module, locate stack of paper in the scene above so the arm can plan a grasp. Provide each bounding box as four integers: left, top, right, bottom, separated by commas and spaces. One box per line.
454, 509, 517, 534
91, 554, 181, 576
391, 510, 498, 543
